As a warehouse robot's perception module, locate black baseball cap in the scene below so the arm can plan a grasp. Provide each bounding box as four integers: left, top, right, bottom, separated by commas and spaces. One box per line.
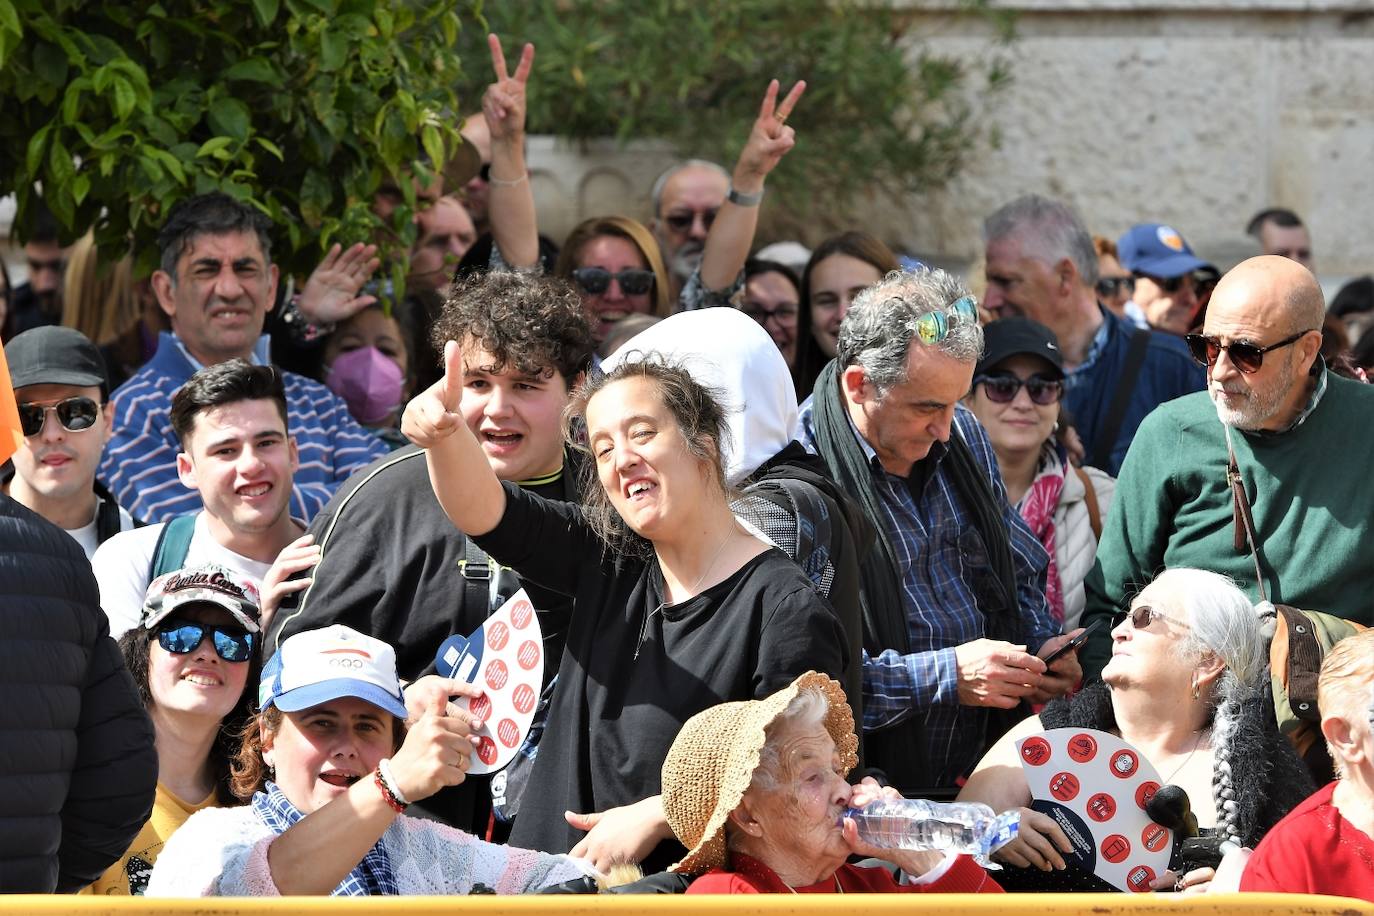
977, 318, 1065, 379
5, 326, 109, 396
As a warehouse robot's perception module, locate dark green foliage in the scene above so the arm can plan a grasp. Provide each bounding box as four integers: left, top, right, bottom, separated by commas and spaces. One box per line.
0, 0, 474, 285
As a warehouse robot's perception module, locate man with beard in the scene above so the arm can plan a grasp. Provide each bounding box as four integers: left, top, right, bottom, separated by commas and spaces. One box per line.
649, 160, 730, 299
1079, 256, 1374, 678
8, 201, 69, 334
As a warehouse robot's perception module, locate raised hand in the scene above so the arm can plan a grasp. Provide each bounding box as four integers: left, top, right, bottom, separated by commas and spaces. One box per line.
402, 676, 486, 725
402, 339, 465, 448
258, 533, 320, 632
565, 796, 672, 873
386, 707, 482, 804
733, 79, 806, 189
483, 33, 534, 146
296, 242, 381, 325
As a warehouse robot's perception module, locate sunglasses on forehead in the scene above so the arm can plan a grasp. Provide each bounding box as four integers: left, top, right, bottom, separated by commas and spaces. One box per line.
571, 267, 656, 297
975, 373, 1063, 405
1184, 330, 1312, 374
900, 294, 978, 346
156, 618, 255, 663
18, 396, 100, 438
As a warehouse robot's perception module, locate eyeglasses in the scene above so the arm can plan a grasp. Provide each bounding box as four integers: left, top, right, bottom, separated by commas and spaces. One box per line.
18, 396, 101, 438
663, 209, 718, 233
1184, 330, 1311, 374
571, 267, 656, 297
907, 294, 978, 345
27, 257, 65, 275
1113, 605, 1187, 631
1095, 276, 1135, 298
155, 619, 255, 663
975, 373, 1063, 405
742, 301, 799, 324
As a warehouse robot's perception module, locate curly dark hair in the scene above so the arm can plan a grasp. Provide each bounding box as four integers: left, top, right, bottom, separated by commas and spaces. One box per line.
430, 271, 594, 386
119, 624, 263, 807
565, 357, 732, 558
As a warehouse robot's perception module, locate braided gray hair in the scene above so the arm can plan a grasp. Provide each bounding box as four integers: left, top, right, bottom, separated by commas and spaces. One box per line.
1153, 568, 1268, 846
836, 267, 984, 398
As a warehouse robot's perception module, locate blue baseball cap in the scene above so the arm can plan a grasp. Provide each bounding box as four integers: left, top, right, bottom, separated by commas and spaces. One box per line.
260, 625, 408, 719
1117, 223, 1213, 279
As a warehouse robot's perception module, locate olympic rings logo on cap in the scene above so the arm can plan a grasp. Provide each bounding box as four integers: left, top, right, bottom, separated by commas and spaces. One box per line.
328, 657, 366, 669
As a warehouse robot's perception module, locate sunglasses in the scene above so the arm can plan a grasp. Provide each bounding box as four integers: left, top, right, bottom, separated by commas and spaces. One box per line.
1184, 330, 1310, 374
1113, 605, 1187, 631
1095, 276, 1135, 298
1136, 272, 1198, 295
907, 294, 978, 346
742, 301, 799, 324
156, 618, 255, 663
571, 267, 656, 297
975, 373, 1063, 405
663, 209, 718, 233
18, 396, 100, 438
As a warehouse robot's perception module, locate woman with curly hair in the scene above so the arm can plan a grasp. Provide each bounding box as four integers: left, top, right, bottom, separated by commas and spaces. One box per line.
403, 346, 848, 875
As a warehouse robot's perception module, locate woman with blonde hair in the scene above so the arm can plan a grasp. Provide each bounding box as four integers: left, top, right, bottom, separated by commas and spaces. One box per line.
61, 233, 166, 388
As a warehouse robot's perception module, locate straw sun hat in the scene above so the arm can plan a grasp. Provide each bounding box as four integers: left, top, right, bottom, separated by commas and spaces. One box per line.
661, 671, 859, 876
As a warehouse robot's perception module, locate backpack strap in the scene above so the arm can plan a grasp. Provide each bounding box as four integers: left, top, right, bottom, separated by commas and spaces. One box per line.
745, 476, 836, 595
94, 495, 124, 545
1072, 464, 1103, 541
149, 513, 197, 580
1087, 327, 1149, 470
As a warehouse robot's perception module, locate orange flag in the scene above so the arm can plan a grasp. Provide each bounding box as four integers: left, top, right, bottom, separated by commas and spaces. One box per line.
0, 341, 25, 465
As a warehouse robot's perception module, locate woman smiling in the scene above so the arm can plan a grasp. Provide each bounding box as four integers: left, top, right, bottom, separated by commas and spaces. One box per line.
404, 345, 848, 873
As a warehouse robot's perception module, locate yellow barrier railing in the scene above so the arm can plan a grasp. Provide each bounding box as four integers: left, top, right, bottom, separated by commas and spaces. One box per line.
14, 894, 1373, 916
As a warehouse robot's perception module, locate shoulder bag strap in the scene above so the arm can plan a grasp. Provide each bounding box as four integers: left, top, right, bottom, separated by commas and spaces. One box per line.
1087, 328, 1150, 470
1227, 438, 1269, 603
149, 513, 198, 580
1072, 465, 1103, 540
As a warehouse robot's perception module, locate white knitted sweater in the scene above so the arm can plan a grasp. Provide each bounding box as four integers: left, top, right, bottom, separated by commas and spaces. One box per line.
145, 805, 592, 897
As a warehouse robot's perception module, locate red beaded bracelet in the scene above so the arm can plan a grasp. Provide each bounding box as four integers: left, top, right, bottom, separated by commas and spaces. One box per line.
374, 769, 406, 813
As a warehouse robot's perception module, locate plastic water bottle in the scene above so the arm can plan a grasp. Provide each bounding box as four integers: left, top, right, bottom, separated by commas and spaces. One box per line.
841, 799, 1020, 857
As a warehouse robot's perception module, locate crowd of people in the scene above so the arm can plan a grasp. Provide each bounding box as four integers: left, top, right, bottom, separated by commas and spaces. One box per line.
1, 33, 1371, 902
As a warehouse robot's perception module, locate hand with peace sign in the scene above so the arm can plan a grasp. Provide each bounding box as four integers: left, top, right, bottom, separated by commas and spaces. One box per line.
402, 339, 508, 536
694, 78, 806, 295
481, 33, 541, 269
732, 79, 807, 194
483, 32, 533, 146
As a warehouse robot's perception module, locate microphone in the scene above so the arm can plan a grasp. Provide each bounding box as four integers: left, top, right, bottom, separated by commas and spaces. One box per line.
1144, 785, 1230, 875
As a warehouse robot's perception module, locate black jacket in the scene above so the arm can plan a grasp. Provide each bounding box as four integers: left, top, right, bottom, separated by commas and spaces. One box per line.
0, 494, 156, 893
266, 446, 579, 834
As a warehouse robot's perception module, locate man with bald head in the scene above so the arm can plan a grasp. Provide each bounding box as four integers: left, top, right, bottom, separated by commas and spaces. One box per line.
650, 159, 730, 297
1079, 256, 1374, 677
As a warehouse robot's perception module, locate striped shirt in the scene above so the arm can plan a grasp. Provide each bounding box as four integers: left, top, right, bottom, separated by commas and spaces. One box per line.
798, 398, 1058, 781
98, 332, 389, 525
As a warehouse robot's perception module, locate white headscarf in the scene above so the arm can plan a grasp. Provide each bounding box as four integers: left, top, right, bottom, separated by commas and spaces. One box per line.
600, 307, 797, 485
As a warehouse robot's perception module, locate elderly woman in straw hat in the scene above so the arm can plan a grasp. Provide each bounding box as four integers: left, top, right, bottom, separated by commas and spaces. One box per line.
664, 672, 1003, 894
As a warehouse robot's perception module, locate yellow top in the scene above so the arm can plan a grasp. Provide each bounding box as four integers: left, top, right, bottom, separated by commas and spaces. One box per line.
79, 781, 217, 896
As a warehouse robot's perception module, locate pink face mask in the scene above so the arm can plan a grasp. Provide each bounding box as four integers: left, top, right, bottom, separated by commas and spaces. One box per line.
325, 346, 405, 425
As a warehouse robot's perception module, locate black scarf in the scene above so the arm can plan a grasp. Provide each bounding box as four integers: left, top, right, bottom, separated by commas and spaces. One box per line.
810, 359, 1022, 653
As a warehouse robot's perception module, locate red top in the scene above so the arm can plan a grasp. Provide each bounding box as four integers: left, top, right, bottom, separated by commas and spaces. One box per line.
686, 852, 1004, 894
1240, 782, 1374, 902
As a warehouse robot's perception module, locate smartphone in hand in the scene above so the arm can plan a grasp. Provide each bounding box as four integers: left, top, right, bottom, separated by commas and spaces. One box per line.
1041, 617, 1106, 666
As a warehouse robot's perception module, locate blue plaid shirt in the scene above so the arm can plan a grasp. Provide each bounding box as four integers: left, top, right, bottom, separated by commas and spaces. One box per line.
253, 781, 398, 895
798, 398, 1058, 778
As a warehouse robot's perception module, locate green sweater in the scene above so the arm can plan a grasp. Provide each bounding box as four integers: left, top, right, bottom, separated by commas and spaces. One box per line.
1081, 371, 1374, 678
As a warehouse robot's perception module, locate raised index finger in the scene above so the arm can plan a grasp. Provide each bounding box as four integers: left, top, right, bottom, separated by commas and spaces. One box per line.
487, 33, 509, 82
774, 80, 807, 123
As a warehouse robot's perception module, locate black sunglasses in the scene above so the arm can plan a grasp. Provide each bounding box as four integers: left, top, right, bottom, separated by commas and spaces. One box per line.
1112, 605, 1186, 631
18, 396, 100, 438
975, 373, 1063, 406
1135, 272, 1198, 295
663, 209, 717, 233
1184, 330, 1311, 374
156, 618, 255, 663
1095, 276, 1135, 298
571, 267, 656, 297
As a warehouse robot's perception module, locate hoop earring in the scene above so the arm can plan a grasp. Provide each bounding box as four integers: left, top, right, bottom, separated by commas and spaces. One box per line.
1190, 682, 1200, 700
